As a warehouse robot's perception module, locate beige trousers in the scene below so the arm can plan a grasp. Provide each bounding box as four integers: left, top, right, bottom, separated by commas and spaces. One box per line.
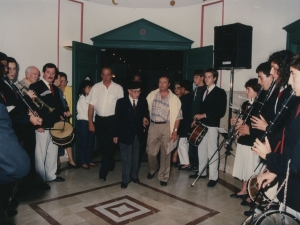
146, 122, 171, 182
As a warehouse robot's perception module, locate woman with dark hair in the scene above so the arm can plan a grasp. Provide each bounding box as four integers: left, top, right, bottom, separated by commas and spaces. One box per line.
76, 78, 96, 170
230, 78, 264, 206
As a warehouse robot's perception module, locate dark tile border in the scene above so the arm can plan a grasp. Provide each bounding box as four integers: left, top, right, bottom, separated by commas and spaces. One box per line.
85, 195, 159, 225
28, 177, 237, 225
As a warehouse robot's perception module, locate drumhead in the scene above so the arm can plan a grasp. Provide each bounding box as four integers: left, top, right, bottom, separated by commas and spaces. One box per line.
255, 210, 300, 225
247, 173, 279, 204
242, 214, 261, 225
50, 121, 73, 138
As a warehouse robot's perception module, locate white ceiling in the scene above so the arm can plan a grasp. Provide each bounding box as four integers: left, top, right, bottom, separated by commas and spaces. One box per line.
85, 0, 207, 8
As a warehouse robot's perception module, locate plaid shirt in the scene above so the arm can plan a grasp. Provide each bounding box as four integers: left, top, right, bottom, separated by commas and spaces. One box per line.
151, 92, 182, 122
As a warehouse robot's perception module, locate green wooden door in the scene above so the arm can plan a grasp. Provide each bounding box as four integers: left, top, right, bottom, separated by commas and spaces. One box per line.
72, 41, 103, 158
182, 46, 213, 81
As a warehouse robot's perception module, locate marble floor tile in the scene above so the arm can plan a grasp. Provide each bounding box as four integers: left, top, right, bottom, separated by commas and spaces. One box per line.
3, 161, 252, 225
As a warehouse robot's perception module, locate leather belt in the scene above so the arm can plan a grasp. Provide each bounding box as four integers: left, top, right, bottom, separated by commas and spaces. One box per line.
151, 120, 167, 124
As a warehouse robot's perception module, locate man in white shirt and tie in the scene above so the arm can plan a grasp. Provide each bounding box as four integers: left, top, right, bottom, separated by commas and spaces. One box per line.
189, 68, 227, 187
87, 66, 123, 181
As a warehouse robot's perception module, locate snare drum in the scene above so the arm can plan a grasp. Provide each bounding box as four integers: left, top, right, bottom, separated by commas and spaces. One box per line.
187, 123, 208, 146
50, 121, 75, 146
247, 173, 279, 205
243, 210, 300, 225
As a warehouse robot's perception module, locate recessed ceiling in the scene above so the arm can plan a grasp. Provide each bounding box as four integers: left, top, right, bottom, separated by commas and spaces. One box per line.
85, 0, 207, 8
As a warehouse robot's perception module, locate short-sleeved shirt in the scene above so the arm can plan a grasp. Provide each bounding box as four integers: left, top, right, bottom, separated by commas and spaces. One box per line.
86, 81, 123, 117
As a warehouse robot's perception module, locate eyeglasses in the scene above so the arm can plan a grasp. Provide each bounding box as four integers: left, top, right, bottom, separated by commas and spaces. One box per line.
130, 89, 141, 94
61, 80, 68, 83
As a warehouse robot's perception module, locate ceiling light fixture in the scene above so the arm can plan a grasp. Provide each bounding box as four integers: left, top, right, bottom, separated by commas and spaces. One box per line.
170, 0, 175, 6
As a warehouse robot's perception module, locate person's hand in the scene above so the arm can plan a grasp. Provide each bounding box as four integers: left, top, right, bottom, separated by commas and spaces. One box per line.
171, 131, 178, 142
37, 127, 45, 133
64, 111, 71, 117
231, 118, 243, 130
89, 122, 95, 133
193, 114, 205, 120
26, 90, 36, 99
238, 124, 250, 136
143, 117, 149, 127
113, 137, 118, 144
252, 137, 272, 160
191, 120, 196, 128
251, 115, 268, 131
257, 171, 277, 189
30, 115, 42, 126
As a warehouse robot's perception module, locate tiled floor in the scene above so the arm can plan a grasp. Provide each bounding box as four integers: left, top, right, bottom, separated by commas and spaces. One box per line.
3, 160, 250, 225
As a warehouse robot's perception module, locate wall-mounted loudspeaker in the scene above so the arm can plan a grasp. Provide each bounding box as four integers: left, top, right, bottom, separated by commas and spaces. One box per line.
214, 23, 252, 69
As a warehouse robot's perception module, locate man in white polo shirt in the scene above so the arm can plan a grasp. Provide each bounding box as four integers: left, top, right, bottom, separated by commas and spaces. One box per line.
87, 66, 123, 181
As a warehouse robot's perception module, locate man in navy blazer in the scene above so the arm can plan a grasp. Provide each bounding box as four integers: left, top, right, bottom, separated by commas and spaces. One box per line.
190, 68, 227, 187
113, 82, 149, 188
29, 63, 67, 186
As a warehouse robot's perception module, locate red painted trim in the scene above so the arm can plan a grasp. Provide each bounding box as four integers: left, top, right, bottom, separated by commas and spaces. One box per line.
201, 0, 224, 87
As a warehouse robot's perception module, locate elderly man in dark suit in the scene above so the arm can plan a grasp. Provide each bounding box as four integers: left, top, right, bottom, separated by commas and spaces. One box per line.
113, 82, 149, 189
29, 63, 67, 185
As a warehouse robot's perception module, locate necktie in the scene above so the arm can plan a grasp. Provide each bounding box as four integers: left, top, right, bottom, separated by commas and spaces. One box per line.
205, 89, 209, 97
49, 83, 54, 96
133, 100, 136, 114
277, 90, 283, 99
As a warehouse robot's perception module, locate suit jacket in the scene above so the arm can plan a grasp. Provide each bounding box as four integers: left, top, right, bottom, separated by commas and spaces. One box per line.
0, 103, 30, 186
266, 102, 300, 212
0, 79, 30, 126
113, 96, 149, 145
29, 80, 65, 128
198, 86, 227, 127
178, 92, 194, 137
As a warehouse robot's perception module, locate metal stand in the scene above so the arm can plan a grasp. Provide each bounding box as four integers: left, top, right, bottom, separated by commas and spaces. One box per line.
191, 133, 235, 187
223, 67, 235, 173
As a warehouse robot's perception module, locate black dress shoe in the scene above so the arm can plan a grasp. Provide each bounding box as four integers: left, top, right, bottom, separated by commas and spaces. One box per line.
121, 182, 128, 189
230, 193, 248, 199
240, 199, 252, 206
189, 173, 207, 179
147, 170, 158, 179
244, 210, 255, 217
68, 162, 80, 169
51, 176, 65, 182
131, 178, 140, 183
160, 181, 167, 186
36, 182, 51, 190
99, 176, 106, 181
207, 180, 217, 187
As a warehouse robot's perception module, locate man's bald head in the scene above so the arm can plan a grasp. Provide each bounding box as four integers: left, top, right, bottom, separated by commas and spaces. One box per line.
25, 66, 40, 84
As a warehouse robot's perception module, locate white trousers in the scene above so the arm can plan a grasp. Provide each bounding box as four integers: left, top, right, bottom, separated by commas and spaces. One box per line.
35, 130, 58, 182
197, 126, 219, 181
178, 137, 190, 165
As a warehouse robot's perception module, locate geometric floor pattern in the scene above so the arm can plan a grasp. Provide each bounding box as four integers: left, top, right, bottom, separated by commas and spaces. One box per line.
6, 160, 250, 225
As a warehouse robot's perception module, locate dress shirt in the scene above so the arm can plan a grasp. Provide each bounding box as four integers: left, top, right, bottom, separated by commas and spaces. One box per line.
86, 81, 123, 117
129, 96, 138, 106
203, 84, 216, 101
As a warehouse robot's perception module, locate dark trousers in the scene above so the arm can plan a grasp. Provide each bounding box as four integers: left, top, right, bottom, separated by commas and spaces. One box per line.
77, 120, 95, 165
13, 124, 36, 175
95, 115, 115, 178
190, 144, 199, 167
120, 135, 140, 184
